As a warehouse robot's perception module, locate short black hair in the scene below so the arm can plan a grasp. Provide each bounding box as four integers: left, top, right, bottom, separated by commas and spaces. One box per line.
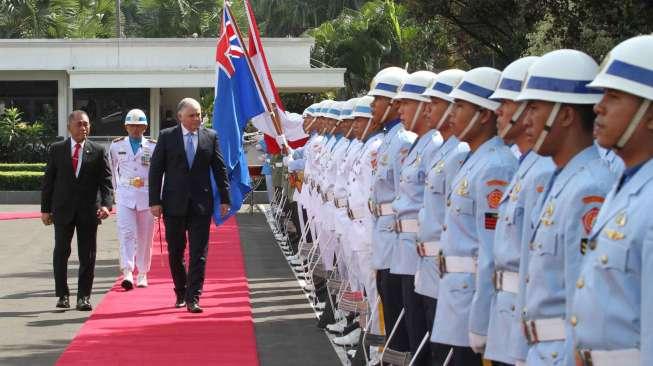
569, 104, 596, 133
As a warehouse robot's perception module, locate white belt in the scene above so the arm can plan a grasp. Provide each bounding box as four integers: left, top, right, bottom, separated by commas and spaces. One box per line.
395, 219, 418, 233
347, 203, 367, 220
493, 270, 519, 294
334, 197, 348, 209
368, 201, 393, 217
576, 348, 640, 366
438, 256, 477, 276
119, 176, 148, 188
417, 241, 440, 257
274, 162, 283, 167
322, 191, 334, 203
522, 317, 566, 344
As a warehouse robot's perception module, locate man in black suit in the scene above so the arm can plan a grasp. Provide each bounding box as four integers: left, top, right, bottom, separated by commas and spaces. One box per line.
149, 97, 231, 313
41, 110, 113, 311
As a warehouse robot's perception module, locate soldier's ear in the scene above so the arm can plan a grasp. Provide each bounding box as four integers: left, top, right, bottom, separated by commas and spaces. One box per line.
478, 108, 495, 126
557, 105, 575, 128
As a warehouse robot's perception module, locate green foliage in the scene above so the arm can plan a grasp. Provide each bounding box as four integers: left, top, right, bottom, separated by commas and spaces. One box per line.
0, 171, 44, 190
0, 163, 46, 172
0, 108, 57, 163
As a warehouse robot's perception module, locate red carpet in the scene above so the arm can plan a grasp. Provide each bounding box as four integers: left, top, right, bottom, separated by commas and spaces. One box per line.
56, 216, 259, 366
0, 211, 41, 220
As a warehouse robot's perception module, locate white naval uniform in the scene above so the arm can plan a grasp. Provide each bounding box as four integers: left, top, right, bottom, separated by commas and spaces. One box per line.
110, 136, 156, 274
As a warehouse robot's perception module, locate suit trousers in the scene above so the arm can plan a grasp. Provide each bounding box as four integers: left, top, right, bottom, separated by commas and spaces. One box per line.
163, 213, 211, 303
376, 269, 409, 352
53, 214, 98, 297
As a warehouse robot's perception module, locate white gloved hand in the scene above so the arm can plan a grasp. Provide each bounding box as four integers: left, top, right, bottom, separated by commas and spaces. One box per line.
255, 144, 263, 151
275, 134, 288, 147
257, 155, 266, 162
282, 156, 292, 166
515, 360, 526, 366
468, 332, 487, 354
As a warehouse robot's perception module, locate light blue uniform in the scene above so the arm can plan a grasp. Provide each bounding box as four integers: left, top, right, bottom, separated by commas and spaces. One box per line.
390, 129, 443, 275
415, 137, 469, 300
371, 121, 417, 270
571, 158, 653, 366
483, 151, 555, 364
523, 146, 616, 366
432, 136, 517, 347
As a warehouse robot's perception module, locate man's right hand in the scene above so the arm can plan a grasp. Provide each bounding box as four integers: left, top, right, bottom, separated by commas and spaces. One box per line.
41, 213, 53, 226
150, 205, 162, 218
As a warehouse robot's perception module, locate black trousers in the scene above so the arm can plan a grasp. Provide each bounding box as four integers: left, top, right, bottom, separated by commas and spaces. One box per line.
400, 275, 432, 366
376, 269, 409, 352
420, 295, 450, 365
163, 213, 211, 303
53, 214, 99, 298
451, 345, 483, 366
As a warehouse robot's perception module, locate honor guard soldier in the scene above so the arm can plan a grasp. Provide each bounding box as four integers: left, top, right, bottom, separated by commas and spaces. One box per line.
571, 35, 653, 366
391, 70, 443, 365
368, 67, 415, 352
480, 56, 557, 366
415, 69, 470, 364
109, 109, 156, 290
432, 67, 518, 366
515, 50, 616, 366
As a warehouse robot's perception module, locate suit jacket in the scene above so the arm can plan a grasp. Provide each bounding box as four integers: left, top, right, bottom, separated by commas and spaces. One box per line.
41, 138, 113, 225
148, 124, 231, 216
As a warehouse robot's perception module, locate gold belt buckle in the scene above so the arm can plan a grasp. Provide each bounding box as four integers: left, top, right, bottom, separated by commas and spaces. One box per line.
522, 320, 539, 344
575, 349, 594, 366
130, 177, 144, 188
437, 250, 446, 278
416, 242, 426, 257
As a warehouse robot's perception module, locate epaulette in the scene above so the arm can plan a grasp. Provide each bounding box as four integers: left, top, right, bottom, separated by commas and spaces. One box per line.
147, 138, 157, 143
112, 136, 126, 143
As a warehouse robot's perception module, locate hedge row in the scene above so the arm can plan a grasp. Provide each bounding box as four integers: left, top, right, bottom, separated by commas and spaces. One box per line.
0, 171, 43, 190
0, 163, 46, 172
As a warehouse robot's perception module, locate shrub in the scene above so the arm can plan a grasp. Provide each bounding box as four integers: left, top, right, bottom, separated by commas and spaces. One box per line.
0, 107, 57, 163
0, 171, 44, 190
0, 163, 46, 172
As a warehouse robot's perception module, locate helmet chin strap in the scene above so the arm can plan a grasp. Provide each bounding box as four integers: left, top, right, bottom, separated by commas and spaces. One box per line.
436, 103, 454, 130
533, 102, 561, 153
361, 117, 373, 140
306, 117, 317, 131
500, 101, 527, 138
408, 101, 424, 132
380, 104, 392, 124
614, 99, 651, 149
345, 122, 354, 139
329, 125, 337, 135
457, 111, 481, 141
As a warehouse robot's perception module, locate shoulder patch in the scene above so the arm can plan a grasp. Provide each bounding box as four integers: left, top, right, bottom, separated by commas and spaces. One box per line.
582, 195, 604, 204
486, 179, 509, 187
582, 207, 600, 235
112, 136, 126, 143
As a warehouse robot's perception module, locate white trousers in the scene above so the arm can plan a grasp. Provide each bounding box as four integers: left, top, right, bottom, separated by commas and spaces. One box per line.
117, 204, 154, 273
357, 249, 382, 335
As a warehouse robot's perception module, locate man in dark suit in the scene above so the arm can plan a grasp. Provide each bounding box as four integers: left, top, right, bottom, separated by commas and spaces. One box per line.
149, 97, 231, 313
41, 110, 113, 311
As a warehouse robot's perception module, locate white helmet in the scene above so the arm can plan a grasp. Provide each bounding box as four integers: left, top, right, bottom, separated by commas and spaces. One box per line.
317, 100, 335, 118
491, 56, 540, 101
124, 109, 148, 125
352, 96, 374, 119
303, 103, 318, 117
368, 67, 408, 99
394, 71, 438, 102
326, 101, 344, 121
339, 98, 359, 120
589, 35, 653, 100
589, 35, 653, 149
516, 49, 602, 105
449, 67, 502, 111
423, 69, 465, 102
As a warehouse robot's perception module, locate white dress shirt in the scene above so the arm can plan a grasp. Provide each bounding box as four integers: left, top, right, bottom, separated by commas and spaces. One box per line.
180, 124, 198, 154
70, 138, 86, 177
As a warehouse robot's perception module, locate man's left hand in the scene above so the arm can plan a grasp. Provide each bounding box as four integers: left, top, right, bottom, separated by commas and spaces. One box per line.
97, 206, 110, 220
220, 204, 231, 216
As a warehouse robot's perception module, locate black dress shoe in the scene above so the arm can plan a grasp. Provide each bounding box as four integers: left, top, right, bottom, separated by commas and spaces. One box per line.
121, 279, 134, 291
175, 296, 186, 308
56, 295, 70, 309
186, 302, 203, 313
76, 296, 92, 311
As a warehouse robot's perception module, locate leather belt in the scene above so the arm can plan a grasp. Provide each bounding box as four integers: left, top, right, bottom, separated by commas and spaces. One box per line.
576, 348, 640, 366
437, 255, 477, 277
522, 317, 566, 344
334, 197, 348, 209
368, 200, 394, 217
120, 176, 148, 188
416, 241, 440, 257
492, 270, 519, 294
395, 219, 418, 233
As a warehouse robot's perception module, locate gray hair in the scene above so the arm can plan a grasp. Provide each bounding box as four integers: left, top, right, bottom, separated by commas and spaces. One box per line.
176, 98, 201, 115
67, 110, 89, 125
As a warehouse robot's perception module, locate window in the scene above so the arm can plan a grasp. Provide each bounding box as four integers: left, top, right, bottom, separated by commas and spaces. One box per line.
0, 81, 58, 131
73, 88, 150, 137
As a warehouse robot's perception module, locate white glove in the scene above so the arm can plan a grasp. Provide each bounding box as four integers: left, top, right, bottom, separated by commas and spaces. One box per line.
255, 144, 263, 151
468, 332, 487, 354
515, 360, 526, 366
275, 134, 288, 147
257, 155, 266, 162
282, 156, 291, 166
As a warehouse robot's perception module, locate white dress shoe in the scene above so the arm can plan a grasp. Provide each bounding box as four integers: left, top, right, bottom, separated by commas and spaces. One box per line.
333, 328, 361, 346
326, 317, 348, 333
136, 273, 148, 288
303, 283, 315, 292
315, 302, 326, 310
121, 270, 134, 291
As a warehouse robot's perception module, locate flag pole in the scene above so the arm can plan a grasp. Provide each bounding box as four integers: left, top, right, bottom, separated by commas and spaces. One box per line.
223, 3, 288, 151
